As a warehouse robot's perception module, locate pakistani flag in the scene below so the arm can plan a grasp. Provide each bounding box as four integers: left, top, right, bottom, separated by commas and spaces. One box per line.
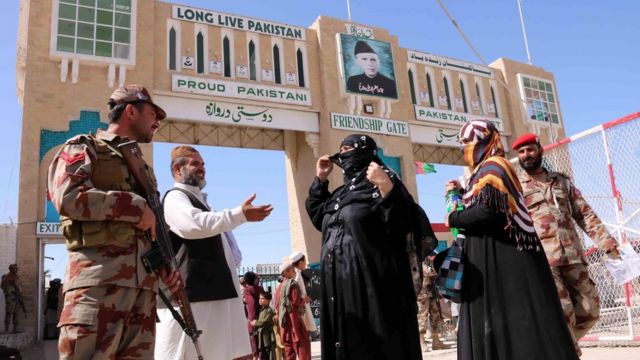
415, 161, 436, 175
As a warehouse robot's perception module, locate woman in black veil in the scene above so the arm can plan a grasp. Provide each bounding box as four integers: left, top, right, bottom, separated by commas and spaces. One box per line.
306, 134, 422, 360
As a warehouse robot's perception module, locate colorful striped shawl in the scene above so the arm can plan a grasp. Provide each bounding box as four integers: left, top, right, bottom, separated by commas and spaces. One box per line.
464, 156, 540, 251
460, 120, 541, 251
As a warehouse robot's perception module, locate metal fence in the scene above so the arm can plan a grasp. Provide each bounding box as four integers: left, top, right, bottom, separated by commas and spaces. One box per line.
238, 264, 282, 295
541, 112, 640, 342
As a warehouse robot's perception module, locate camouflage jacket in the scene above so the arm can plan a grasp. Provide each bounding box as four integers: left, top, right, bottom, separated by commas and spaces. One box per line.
1, 273, 21, 303
47, 129, 158, 292
519, 170, 617, 266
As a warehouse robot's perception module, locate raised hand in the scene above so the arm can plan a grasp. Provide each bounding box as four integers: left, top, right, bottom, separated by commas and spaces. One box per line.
444, 179, 462, 196
241, 193, 273, 222
366, 162, 393, 197
316, 155, 333, 182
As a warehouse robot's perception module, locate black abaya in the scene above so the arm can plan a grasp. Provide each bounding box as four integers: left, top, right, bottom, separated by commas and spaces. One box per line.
449, 203, 579, 360
306, 177, 422, 360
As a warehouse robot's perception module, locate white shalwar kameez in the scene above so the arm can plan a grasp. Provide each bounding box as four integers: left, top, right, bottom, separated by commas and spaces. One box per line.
154, 183, 251, 360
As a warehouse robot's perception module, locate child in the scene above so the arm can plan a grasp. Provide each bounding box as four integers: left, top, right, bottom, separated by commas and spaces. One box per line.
288, 251, 317, 335
275, 261, 311, 360
251, 291, 276, 360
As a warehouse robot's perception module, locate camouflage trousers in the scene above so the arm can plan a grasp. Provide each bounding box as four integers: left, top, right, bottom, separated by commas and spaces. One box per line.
4, 301, 19, 331
58, 285, 156, 360
417, 290, 443, 336
550, 263, 600, 353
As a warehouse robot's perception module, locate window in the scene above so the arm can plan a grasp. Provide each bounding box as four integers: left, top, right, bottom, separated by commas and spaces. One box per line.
296, 49, 305, 87
169, 27, 176, 70
490, 85, 499, 118
54, 0, 133, 60
223, 36, 231, 77
460, 79, 468, 113
520, 75, 560, 124
273, 45, 281, 84
443, 76, 452, 110
196, 32, 204, 73
426, 73, 434, 107
408, 69, 416, 105
475, 82, 484, 115
249, 40, 256, 81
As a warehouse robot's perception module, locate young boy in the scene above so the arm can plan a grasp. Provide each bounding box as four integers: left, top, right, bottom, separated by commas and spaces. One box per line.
275, 262, 311, 360
251, 291, 276, 360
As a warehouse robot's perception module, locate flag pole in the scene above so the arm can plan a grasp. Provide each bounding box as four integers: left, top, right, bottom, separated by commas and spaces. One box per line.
346, 0, 352, 21
516, 0, 533, 64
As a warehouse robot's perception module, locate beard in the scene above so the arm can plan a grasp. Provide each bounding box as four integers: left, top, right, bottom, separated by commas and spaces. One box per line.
179, 167, 206, 189
519, 153, 543, 172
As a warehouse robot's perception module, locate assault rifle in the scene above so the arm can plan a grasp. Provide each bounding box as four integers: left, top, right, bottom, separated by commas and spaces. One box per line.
15, 286, 27, 316
119, 141, 204, 360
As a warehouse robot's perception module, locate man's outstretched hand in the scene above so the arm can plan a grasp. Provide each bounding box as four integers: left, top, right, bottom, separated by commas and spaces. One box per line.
242, 194, 273, 222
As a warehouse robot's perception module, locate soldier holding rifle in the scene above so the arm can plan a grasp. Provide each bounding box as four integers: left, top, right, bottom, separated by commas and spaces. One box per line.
47, 85, 182, 359
1, 264, 25, 333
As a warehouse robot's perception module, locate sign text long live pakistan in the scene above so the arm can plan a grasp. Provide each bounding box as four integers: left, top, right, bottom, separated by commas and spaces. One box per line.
173, 5, 306, 41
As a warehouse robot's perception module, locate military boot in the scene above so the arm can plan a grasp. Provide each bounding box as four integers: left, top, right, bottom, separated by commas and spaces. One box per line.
419, 333, 430, 352
431, 336, 451, 350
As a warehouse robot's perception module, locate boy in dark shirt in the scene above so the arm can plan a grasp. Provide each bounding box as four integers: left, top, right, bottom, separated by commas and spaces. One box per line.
252, 291, 276, 360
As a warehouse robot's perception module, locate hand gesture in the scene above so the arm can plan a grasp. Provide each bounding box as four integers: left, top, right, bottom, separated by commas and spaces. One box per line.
366, 162, 393, 197
316, 155, 333, 182
606, 246, 620, 259
444, 179, 462, 196
135, 205, 157, 240
242, 194, 273, 222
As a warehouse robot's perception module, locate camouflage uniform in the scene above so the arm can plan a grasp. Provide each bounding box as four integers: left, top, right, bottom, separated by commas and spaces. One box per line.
48, 129, 159, 359
416, 262, 448, 350
1, 270, 22, 333
520, 170, 617, 353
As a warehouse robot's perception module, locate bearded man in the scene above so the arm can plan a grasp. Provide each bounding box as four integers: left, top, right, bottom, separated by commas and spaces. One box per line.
154, 145, 273, 360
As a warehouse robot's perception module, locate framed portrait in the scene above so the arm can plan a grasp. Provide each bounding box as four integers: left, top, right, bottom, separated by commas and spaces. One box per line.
339, 34, 398, 99
209, 60, 222, 74
262, 69, 273, 82
182, 56, 194, 70
236, 65, 248, 78
286, 72, 298, 85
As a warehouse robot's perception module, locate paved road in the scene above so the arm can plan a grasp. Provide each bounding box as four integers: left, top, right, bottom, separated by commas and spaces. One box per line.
419, 346, 639, 359
21, 339, 640, 359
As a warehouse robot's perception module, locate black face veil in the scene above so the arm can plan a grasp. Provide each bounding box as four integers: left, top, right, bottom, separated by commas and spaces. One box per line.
330, 134, 383, 181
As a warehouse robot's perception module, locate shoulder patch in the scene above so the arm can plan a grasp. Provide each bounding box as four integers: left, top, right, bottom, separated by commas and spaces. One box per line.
59, 150, 86, 166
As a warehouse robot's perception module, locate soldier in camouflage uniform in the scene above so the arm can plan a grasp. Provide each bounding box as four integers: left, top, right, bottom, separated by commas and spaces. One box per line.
1, 264, 23, 333
47, 85, 181, 359
513, 133, 620, 356
416, 261, 450, 352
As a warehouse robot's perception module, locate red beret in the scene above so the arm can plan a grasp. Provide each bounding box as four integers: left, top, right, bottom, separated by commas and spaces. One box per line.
511, 133, 540, 150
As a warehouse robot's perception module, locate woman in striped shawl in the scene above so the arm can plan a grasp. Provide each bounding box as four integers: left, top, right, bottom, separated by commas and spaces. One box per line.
446, 120, 578, 360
